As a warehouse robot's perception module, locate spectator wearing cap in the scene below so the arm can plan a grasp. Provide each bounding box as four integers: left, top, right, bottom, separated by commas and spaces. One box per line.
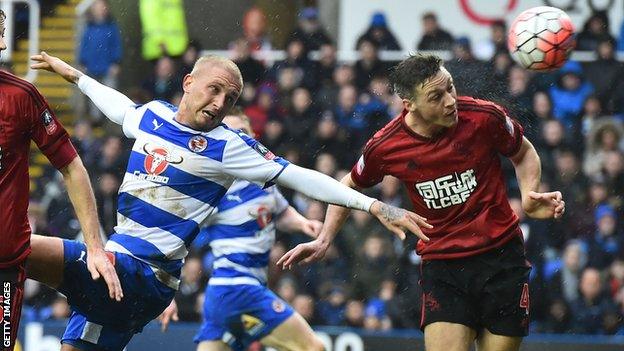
287, 7, 332, 51
417, 12, 455, 51
356, 11, 402, 51
549, 61, 595, 131
585, 205, 623, 269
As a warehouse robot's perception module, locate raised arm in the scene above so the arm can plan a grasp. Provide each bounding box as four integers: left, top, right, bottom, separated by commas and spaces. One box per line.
275, 165, 431, 268
31, 52, 134, 125
510, 137, 565, 219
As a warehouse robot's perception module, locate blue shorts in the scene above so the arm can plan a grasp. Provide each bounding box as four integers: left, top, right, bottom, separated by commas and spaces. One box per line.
194, 284, 294, 351
58, 240, 175, 351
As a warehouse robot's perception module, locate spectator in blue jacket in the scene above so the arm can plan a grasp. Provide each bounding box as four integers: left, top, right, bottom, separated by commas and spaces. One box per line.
79, 0, 122, 87
585, 205, 624, 269
549, 61, 594, 131
78, 0, 122, 121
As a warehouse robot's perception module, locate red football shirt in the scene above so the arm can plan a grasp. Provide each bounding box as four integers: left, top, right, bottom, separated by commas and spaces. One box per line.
351, 96, 524, 260
0, 71, 77, 267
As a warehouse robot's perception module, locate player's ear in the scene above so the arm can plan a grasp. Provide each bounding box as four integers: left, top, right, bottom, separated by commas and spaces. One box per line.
402, 98, 416, 112
182, 74, 193, 93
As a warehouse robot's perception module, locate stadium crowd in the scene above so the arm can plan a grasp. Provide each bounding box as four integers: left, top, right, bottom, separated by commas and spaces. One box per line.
9, 3, 624, 336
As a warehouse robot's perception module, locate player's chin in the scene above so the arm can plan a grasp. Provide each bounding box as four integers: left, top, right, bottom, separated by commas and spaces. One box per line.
442, 112, 458, 126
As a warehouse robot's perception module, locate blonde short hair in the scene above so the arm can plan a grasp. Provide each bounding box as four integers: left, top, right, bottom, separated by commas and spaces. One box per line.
191, 55, 243, 88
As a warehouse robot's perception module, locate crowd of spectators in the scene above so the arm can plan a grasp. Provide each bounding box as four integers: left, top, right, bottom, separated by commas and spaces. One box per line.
13, 3, 624, 336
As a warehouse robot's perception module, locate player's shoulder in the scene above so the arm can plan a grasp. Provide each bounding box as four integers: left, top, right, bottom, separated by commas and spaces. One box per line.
362, 112, 405, 156
0, 70, 45, 105
457, 96, 508, 123
138, 100, 178, 116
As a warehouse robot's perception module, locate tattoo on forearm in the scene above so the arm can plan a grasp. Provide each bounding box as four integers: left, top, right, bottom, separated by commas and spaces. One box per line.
380, 203, 404, 222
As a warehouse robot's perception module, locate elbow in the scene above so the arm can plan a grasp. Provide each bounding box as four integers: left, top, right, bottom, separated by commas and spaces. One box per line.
61, 157, 86, 178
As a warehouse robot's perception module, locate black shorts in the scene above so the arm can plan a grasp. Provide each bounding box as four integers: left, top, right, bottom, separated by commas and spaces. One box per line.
419, 236, 531, 337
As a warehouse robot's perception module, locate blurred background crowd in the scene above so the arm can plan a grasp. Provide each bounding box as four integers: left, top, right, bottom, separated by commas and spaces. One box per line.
4, 0, 624, 337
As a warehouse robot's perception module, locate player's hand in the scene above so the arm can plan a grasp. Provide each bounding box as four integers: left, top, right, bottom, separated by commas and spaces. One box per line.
301, 219, 323, 238
87, 249, 123, 302
157, 299, 179, 332
369, 201, 432, 241
30, 51, 83, 84
277, 239, 329, 270
524, 191, 565, 219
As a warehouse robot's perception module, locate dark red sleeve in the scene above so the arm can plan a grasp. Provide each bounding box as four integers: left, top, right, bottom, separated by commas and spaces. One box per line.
484, 102, 524, 157
350, 143, 385, 188
27, 90, 78, 170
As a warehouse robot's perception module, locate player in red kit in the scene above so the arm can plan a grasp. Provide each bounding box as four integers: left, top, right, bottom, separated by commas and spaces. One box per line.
0, 10, 122, 351
278, 54, 565, 351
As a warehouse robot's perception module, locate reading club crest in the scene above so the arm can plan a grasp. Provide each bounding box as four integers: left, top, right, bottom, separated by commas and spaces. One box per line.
143, 144, 183, 175
188, 135, 208, 152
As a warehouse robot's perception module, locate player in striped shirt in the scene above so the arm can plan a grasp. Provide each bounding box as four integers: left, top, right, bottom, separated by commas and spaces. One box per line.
24, 52, 430, 351
188, 112, 325, 351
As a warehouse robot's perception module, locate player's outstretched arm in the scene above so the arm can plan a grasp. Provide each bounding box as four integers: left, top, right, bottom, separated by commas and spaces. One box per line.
60, 157, 124, 301
510, 137, 565, 219
276, 167, 431, 269
276, 206, 323, 238
31, 51, 134, 125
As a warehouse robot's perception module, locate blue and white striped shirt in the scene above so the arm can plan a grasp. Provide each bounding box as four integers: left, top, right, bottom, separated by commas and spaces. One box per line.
103, 101, 289, 287
194, 180, 288, 286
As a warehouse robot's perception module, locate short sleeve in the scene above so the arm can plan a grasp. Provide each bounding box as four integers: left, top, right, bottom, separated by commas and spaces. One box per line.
350, 144, 385, 188
485, 103, 524, 157
221, 131, 289, 188
28, 94, 77, 170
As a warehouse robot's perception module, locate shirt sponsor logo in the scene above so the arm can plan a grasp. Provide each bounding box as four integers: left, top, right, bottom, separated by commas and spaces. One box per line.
188, 135, 208, 153
41, 109, 57, 135
135, 144, 183, 184
415, 169, 477, 209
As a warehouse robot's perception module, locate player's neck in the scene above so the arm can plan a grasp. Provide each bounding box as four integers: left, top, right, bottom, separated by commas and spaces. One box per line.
405, 111, 446, 138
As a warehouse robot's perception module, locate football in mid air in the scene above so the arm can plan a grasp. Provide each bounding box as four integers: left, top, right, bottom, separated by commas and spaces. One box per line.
507, 6, 575, 71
